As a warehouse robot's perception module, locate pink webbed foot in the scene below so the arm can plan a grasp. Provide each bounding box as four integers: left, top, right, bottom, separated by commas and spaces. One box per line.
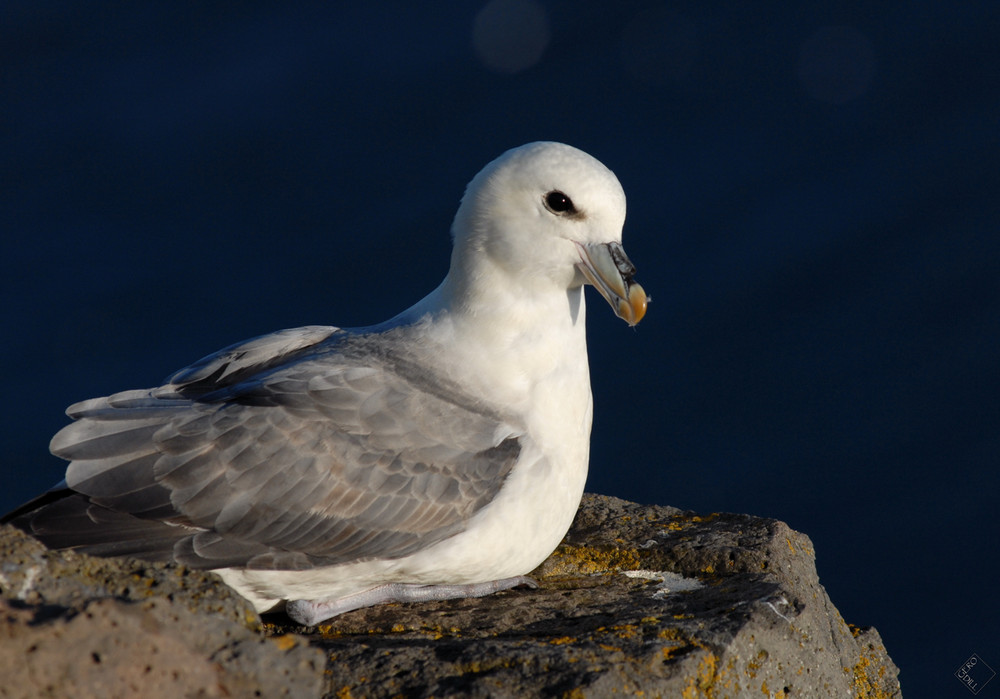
285, 575, 538, 626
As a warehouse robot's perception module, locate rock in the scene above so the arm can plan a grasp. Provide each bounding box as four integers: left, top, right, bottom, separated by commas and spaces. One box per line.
0, 526, 325, 698
0, 523, 258, 628
272, 494, 902, 698
1, 495, 901, 698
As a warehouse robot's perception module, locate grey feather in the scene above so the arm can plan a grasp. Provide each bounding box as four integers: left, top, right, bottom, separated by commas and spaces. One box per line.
11, 324, 523, 570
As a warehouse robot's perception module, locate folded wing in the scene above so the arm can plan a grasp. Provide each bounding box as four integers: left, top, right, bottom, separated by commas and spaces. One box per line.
11, 325, 523, 570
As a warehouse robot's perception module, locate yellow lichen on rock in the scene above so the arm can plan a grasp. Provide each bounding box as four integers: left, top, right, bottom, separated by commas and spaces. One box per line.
663, 513, 719, 533
681, 652, 720, 698
269, 634, 299, 651
540, 543, 643, 576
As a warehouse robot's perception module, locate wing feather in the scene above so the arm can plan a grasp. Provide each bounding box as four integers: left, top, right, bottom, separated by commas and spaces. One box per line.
10, 325, 524, 570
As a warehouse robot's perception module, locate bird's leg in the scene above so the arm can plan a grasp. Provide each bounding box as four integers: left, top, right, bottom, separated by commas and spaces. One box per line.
285, 575, 538, 626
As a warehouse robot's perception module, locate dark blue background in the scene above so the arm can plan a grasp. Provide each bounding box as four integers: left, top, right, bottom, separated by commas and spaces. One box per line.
3, 2, 997, 695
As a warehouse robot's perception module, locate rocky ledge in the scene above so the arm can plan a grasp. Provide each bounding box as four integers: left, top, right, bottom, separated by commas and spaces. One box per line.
1, 494, 900, 698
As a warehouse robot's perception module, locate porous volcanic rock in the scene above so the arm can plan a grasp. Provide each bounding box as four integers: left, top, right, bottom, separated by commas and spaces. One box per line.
1, 494, 900, 698
270, 494, 901, 698
0, 525, 324, 698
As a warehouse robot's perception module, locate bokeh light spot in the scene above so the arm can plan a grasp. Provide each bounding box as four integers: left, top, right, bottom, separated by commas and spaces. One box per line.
473, 0, 550, 74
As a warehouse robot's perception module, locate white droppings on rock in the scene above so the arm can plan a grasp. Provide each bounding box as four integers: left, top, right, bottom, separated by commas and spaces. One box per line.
622, 569, 704, 598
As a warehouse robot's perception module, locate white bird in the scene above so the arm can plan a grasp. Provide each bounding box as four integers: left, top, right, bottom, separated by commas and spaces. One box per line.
4, 142, 647, 625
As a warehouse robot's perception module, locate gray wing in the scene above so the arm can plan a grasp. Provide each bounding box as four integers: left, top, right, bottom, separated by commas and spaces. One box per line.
15, 325, 523, 570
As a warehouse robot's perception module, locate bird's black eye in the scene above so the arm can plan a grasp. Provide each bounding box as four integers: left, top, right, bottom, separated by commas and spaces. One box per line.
544, 190, 576, 214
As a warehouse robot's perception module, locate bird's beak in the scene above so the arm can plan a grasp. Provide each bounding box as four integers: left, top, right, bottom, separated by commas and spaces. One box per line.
575, 242, 648, 326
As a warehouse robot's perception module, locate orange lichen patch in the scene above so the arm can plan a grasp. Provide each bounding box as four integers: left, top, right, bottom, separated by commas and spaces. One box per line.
549, 636, 576, 645
663, 513, 720, 532
400, 623, 463, 640
681, 653, 720, 698
541, 543, 643, 576
760, 680, 787, 698
312, 621, 454, 639
662, 644, 686, 661
605, 624, 643, 640
792, 536, 816, 558
657, 627, 689, 642
455, 657, 519, 675
268, 634, 299, 651
847, 630, 897, 698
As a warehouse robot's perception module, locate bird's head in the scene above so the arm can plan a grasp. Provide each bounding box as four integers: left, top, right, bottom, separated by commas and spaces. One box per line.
451, 142, 647, 326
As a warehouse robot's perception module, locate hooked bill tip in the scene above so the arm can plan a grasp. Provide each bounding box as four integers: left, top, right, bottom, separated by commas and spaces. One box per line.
617, 282, 647, 326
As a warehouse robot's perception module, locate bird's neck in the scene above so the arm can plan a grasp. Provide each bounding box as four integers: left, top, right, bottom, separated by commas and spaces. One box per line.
437, 262, 586, 340
392, 264, 589, 410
